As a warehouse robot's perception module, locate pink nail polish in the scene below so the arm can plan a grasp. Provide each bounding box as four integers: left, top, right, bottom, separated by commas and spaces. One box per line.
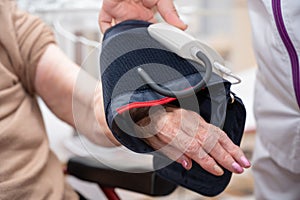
232, 162, 244, 173
182, 160, 188, 169
241, 156, 251, 167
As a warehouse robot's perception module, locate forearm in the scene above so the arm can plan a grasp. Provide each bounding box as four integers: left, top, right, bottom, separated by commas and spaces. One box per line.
35, 44, 119, 146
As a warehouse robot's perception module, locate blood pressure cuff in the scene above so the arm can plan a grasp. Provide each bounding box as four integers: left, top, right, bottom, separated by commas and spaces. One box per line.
100, 20, 246, 196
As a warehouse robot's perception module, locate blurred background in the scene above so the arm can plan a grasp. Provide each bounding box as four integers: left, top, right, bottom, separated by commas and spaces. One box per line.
16, 0, 257, 199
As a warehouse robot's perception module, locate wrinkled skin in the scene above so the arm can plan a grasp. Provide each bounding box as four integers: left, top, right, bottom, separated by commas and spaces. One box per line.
134, 106, 251, 176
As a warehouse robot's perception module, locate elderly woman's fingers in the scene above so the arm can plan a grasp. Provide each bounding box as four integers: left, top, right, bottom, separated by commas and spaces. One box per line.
153, 125, 225, 176
208, 142, 244, 173
172, 108, 251, 171
145, 133, 223, 175
144, 135, 193, 170
160, 127, 225, 176
192, 149, 224, 176
199, 125, 244, 173
136, 106, 250, 175
218, 130, 251, 168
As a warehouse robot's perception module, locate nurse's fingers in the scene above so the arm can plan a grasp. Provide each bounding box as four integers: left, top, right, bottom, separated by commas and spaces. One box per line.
155, 127, 224, 176
142, 0, 158, 8
143, 0, 187, 30
99, 10, 113, 33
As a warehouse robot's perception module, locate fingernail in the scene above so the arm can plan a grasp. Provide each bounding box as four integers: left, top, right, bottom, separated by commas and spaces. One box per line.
241, 156, 251, 167
182, 160, 189, 169
232, 162, 244, 173
214, 165, 224, 175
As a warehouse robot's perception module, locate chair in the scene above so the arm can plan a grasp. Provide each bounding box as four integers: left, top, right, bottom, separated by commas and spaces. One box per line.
67, 156, 177, 200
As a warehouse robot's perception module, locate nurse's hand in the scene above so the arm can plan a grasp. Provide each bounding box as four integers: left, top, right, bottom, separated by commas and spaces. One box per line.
135, 106, 251, 176
99, 0, 187, 33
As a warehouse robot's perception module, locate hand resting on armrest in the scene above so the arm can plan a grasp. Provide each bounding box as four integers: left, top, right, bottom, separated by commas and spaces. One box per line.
130, 105, 251, 176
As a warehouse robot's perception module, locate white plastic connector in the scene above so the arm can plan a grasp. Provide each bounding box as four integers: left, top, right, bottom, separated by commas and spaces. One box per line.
214, 62, 241, 84
147, 23, 242, 84
214, 62, 232, 74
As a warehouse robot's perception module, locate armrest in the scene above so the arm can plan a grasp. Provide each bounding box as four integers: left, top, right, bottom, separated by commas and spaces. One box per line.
67, 156, 177, 196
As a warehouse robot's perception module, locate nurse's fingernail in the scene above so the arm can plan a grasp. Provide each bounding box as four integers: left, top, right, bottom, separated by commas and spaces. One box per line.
214, 165, 224, 175
232, 162, 244, 173
241, 156, 251, 167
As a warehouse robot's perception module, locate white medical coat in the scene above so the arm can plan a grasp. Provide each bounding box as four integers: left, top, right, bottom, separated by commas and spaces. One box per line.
248, 0, 300, 173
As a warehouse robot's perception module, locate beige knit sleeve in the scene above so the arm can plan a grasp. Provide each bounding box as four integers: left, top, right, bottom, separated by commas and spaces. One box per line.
12, 3, 56, 95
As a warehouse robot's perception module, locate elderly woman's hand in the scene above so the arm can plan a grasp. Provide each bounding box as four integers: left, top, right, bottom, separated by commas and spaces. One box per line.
99, 0, 187, 33
134, 106, 251, 176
